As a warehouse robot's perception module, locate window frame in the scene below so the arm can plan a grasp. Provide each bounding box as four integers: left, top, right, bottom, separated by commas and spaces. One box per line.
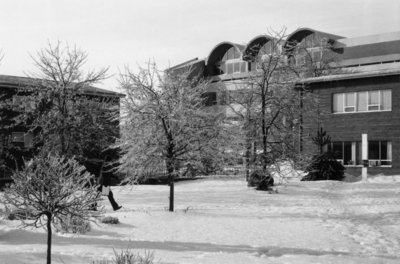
329, 140, 392, 167
332, 90, 391, 114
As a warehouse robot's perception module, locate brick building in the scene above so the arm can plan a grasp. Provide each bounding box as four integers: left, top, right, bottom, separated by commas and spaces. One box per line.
0, 75, 123, 186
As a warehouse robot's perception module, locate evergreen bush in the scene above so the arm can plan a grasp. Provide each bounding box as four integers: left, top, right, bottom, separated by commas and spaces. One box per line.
302, 151, 345, 181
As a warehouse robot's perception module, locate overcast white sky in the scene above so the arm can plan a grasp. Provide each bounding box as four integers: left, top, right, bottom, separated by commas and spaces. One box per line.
0, 0, 399, 91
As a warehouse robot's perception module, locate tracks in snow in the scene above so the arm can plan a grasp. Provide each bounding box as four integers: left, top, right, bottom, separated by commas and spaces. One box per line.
319, 181, 400, 258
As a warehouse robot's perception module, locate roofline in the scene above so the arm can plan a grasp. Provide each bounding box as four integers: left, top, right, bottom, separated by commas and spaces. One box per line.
283, 27, 345, 52
298, 68, 400, 84
0, 74, 124, 97
206, 41, 245, 64
242, 34, 275, 60
166, 58, 199, 71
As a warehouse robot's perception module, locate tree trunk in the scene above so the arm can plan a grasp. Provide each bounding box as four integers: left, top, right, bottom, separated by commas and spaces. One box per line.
261, 99, 268, 172
166, 156, 175, 212
169, 173, 174, 212
46, 213, 52, 264
245, 140, 251, 181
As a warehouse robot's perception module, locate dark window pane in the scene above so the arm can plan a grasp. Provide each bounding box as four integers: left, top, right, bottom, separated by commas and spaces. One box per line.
202, 92, 217, 106
381, 141, 388, 160
368, 141, 380, 160
332, 142, 343, 160
343, 142, 352, 165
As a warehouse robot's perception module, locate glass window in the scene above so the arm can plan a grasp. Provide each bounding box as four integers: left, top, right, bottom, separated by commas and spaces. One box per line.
333, 93, 343, 113
381, 90, 392, 110
233, 62, 240, 73
357, 92, 367, 111
202, 92, 217, 106
227, 63, 234, 74
344, 93, 355, 112
343, 141, 352, 165
331, 142, 343, 160
368, 141, 392, 166
368, 91, 380, 111
329, 141, 358, 165
312, 49, 322, 61
241, 62, 247, 73
368, 141, 380, 160
333, 90, 391, 113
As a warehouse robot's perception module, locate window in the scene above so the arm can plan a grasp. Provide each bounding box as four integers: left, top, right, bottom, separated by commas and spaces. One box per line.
202, 92, 217, 106
328, 140, 391, 167
344, 92, 356, 112
368, 91, 380, 111
333, 90, 391, 113
10, 132, 33, 148
218, 47, 247, 75
368, 141, 392, 166
329, 141, 360, 166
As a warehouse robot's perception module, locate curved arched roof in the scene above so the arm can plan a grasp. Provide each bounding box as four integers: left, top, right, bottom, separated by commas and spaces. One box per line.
206, 41, 245, 66
242, 34, 275, 61
283, 27, 345, 53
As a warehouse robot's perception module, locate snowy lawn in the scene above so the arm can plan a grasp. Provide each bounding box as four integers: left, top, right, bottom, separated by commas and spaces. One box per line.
1, 175, 400, 263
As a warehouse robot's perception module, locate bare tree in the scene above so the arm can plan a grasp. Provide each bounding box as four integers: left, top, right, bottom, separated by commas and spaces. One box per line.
2, 154, 101, 264
118, 62, 226, 211
29, 41, 110, 153
227, 29, 319, 180
3, 41, 119, 176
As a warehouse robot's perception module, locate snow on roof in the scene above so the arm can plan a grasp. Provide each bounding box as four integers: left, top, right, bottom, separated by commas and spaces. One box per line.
299, 64, 400, 84
0, 74, 123, 97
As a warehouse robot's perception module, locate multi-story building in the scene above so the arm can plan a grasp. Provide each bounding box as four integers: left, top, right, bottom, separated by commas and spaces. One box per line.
170, 27, 400, 177
0, 74, 123, 186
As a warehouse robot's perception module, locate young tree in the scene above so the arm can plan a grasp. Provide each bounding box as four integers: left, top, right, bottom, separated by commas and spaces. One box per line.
2, 154, 101, 264
118, 62, 225, 211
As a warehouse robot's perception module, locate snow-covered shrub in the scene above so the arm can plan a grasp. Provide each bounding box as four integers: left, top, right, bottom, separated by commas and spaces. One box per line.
55, 215, 91, 234
101, 216, 119, 224
2, 154, 101, 264
92, 249, 155, 264
248, 169, 274, 191
302, 151, 345, 181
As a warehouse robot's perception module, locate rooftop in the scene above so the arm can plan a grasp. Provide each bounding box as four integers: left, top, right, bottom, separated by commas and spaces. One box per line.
0, 74, 124, 97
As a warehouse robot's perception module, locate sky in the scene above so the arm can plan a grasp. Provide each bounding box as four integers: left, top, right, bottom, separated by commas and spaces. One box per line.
0, 0, 399, 92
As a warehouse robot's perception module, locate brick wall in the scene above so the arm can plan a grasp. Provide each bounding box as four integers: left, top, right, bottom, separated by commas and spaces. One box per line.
303, 74, 400, 176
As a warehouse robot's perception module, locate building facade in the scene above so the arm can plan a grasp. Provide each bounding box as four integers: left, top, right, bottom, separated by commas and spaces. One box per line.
171, 27, 400, 177
0, 75, 123, 186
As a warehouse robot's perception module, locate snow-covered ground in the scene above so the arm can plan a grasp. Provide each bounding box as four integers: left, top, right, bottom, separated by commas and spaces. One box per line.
1, 175, 400, 264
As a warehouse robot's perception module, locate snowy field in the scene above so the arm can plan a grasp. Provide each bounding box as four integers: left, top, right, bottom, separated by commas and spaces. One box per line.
1, 175, 400, 264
